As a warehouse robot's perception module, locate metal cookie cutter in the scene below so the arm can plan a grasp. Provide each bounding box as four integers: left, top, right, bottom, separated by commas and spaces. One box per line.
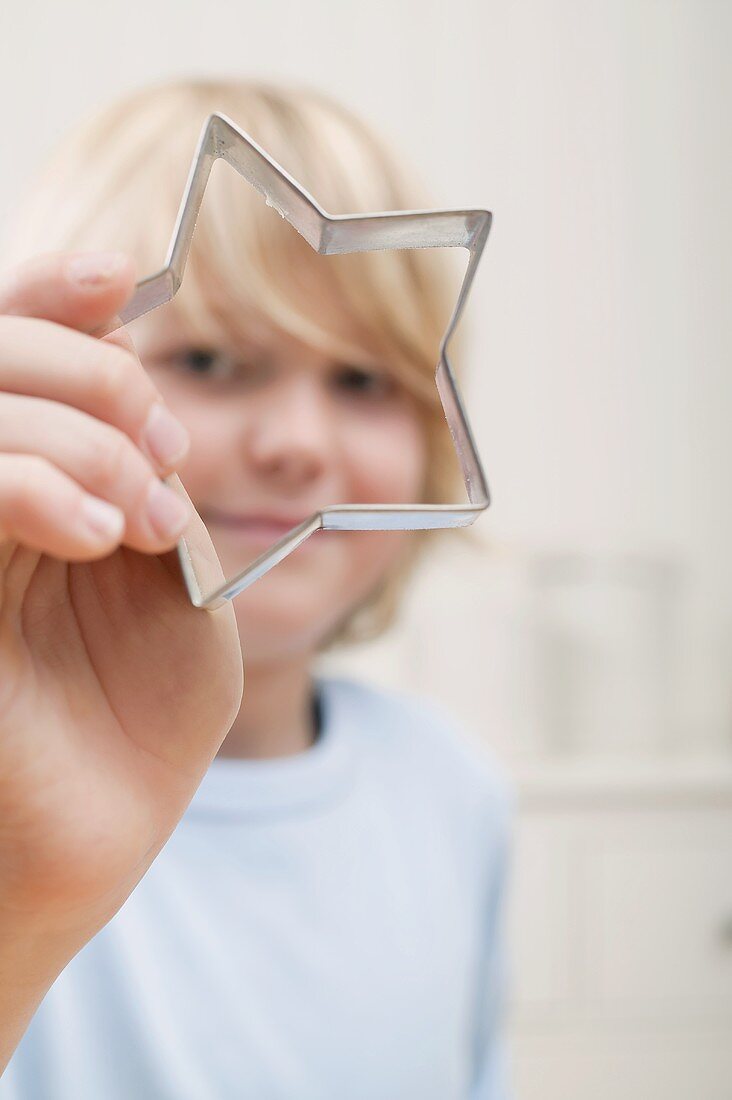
107, 112, 493, 610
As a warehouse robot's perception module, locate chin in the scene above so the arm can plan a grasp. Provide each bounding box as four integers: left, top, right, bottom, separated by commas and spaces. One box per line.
230, 584, 342, 663
214, 532, 404, 663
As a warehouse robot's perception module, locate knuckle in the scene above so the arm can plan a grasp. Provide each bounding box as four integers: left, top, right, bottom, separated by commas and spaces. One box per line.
92, 343, 160, 421
88, 429, 132, 495
0, 313, 25, 346
5, 455, 53, 514
93, 345, 135, 410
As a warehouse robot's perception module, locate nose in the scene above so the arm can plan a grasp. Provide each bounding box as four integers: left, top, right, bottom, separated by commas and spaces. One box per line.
242, 374, 335, 491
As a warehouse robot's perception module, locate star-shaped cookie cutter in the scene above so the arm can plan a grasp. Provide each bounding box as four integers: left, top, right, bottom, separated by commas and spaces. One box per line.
107, 112, 492, 610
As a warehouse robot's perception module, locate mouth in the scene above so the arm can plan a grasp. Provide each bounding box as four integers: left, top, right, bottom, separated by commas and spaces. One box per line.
201, 507, 311, 544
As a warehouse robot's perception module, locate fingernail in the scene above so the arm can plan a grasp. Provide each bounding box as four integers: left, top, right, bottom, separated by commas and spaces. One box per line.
66, 252, 129, 287
141, 402, 191, 469
146, 480, 191, 540
81, 496, 125, 541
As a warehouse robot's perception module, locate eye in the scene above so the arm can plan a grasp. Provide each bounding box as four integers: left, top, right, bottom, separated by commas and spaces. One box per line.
331, 363, 396, 401
172, 347, 238, 382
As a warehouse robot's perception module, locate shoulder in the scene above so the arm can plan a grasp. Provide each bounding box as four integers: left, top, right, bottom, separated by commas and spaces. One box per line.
319, 674, 514, 835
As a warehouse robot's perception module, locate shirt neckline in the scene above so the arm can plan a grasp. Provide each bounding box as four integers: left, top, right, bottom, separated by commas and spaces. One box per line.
185, 676, 358, 822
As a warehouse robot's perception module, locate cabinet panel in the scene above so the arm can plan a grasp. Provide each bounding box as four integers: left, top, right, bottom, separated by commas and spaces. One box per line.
586, 834, 732, 1010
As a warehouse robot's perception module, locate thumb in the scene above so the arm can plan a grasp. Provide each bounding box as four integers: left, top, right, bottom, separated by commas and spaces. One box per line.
0, 251, 136, 333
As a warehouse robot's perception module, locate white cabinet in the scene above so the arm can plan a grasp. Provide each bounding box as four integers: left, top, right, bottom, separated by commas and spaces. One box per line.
506, 763, 732, 1100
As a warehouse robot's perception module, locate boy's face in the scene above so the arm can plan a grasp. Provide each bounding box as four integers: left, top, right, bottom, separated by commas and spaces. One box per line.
131, 301, 428, 662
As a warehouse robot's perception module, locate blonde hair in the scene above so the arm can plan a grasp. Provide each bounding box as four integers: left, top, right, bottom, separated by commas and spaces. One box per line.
2, 77, 468, 646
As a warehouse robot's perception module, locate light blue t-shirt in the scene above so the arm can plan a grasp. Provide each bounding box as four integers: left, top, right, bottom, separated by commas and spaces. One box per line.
2, 676, 513, 1100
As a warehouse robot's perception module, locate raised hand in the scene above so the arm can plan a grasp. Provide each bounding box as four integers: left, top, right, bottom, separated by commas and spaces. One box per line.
0, 252, 243, 1069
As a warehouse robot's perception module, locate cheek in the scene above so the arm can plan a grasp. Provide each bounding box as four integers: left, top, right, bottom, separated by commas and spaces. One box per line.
343, 408, 428, 504
324, 409, 428, 604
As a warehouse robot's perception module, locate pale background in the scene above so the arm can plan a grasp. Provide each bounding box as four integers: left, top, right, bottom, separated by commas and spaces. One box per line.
1, 1, 730, 1096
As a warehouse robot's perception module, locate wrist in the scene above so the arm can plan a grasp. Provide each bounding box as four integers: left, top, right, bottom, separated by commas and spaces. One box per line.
0, 907, 89, 1072
0, 917, 63, 1071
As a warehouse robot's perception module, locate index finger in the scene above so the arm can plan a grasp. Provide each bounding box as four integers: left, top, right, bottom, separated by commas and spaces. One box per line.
0, 251, 137, 333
